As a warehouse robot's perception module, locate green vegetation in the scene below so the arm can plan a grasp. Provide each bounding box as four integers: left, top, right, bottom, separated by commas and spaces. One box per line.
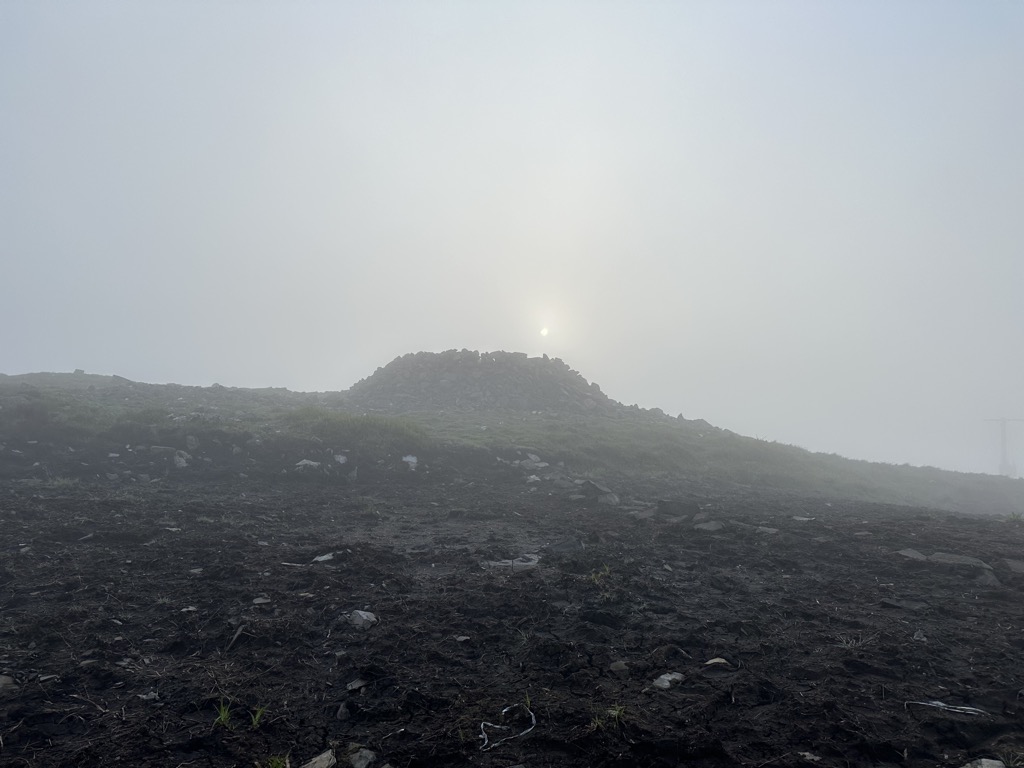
278, 406, 428, 458
213, 699, 233, 730
249, 704, 268, 730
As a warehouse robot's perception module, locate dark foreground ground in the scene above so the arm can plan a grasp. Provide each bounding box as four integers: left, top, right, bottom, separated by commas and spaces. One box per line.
1, 473, 1023, 768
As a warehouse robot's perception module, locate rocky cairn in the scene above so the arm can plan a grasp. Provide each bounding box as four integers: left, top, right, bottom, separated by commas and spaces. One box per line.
346, 350, 615, 414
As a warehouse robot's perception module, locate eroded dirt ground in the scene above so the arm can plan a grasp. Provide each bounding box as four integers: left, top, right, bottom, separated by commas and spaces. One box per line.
2, 474, 1023, 767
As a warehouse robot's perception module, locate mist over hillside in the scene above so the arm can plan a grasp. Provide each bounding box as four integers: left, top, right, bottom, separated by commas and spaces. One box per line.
1, 351, 1021, 516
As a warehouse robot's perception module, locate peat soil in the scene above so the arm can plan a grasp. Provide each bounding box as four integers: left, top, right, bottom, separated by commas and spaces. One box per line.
2, 472, 1023, 768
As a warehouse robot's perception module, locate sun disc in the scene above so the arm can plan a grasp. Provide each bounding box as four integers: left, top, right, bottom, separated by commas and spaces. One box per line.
540, 327, 549, 337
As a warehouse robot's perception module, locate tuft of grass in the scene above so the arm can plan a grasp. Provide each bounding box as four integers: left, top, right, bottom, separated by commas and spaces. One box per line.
835, 632, 876, 649
250, 705, 268, 730
213, 699, 233, 730
263, 757, 290, 768
996, 750, 1024, 768
589, 564, 611, 587
606, 704, 627, 728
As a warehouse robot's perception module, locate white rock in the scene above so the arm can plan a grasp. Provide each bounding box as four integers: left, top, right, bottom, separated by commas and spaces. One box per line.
348, 610, 378, 628
350, 748, 376, 768
652, 672, 685, 689
299, 749, 337, 768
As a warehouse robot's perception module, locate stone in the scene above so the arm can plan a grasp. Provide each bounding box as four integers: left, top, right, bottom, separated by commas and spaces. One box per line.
652, 672, 684, 689
609, 660, 630, 678
657, 499, 700, 517
299, 750, 337, 768
896, 548, 927, 561
1003, 558, 1024, 574
975, 570, 1002, 587
348, 610, 378, 628
928, 552, 992, 570
694, 521, 724, 532
349, 747, 376, 768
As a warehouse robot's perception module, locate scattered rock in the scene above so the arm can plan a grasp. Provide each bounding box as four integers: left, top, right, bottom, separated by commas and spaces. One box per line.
347, 610, 378, 628
694, 521, 724, 532
609, 660, 630, 678
961, 760, 1005, 768
928, 553, 992, 570
299, 749, 337, 768
1002, 558, 1024, 574
975, 570, 1002, 587
348, 745, 376, 768
896, 548, 927, 561
657, 499, 700, 517
652, 672, 685, 689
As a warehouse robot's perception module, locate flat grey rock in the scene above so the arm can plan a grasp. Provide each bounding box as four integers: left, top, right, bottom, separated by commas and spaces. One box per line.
975, 570, 1002, 587
896, 548, 927, 561
694, 521, 724, 532
928, 552, 992, 570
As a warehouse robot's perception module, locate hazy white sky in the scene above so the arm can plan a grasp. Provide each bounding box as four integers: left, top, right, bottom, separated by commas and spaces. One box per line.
2, 2, 1023, 475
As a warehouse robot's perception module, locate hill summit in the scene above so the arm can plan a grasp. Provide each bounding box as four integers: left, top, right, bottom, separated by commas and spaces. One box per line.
346, 350, 616, 414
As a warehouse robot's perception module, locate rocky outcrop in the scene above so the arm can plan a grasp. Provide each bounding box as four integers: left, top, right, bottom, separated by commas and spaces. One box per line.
346, 350, 615, 414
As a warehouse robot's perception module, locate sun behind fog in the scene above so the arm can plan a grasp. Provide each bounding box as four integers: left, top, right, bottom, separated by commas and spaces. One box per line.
540, 328, 549, 337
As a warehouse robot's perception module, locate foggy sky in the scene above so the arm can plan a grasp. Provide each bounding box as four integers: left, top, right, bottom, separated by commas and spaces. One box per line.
2, 2, 1023, 476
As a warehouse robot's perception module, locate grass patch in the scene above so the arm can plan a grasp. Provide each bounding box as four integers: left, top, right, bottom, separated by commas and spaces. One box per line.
278, 406, 429, 458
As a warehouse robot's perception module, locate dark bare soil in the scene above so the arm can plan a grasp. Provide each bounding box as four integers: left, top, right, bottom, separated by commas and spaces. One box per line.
2, 473, 1023, 768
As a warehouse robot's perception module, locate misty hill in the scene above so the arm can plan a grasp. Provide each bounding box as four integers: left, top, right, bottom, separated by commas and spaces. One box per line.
348, 350, 616, 413
0, 354, 1022, 517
